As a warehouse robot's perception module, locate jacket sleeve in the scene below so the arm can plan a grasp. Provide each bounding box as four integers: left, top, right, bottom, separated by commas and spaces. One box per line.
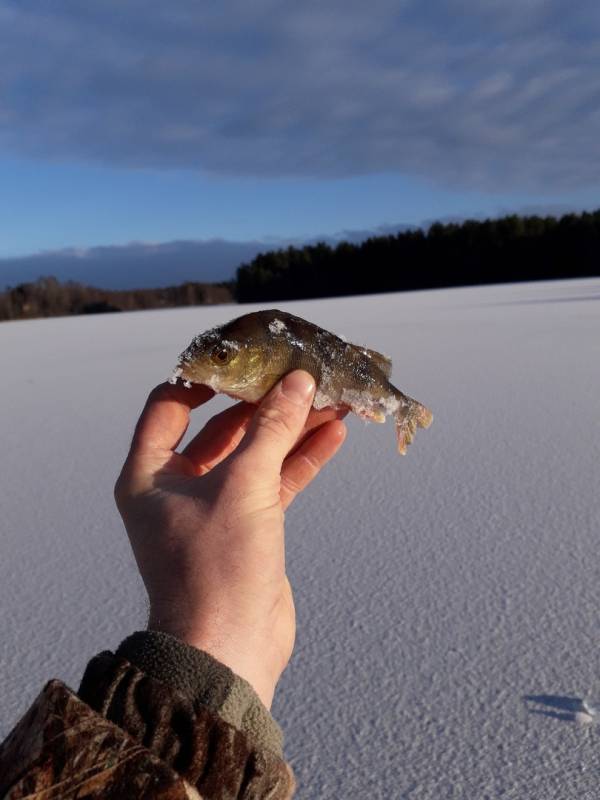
0, 631, 296, 799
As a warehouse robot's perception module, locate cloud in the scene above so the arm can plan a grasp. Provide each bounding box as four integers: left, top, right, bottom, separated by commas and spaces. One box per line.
0, 225, 417, 289
0, 239, 268, 290
1, 0, 600, 190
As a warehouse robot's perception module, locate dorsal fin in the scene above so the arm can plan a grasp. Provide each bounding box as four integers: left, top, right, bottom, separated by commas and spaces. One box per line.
351, 344, 393, 377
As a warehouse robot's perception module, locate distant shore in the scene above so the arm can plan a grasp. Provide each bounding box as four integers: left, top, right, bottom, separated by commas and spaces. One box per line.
2, 209, 598, 322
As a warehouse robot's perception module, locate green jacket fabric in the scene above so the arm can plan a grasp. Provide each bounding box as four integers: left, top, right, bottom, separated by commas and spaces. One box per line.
0, 630, 296, 799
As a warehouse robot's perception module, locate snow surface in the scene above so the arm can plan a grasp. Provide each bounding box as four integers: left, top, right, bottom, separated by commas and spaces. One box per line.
1, 279, 599, 798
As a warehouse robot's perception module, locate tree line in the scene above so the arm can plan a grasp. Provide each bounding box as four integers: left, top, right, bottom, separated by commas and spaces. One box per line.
235, 210, 600, 302
0, 276, 233, 322
2, 210, 599, 321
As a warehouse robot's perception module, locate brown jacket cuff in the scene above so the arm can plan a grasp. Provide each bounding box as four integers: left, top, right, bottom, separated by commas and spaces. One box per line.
78, 650, 295, 798
116, 630, 284, 756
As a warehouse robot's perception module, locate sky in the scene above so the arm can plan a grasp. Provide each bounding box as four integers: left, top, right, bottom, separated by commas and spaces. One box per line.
1, 0, 600, 286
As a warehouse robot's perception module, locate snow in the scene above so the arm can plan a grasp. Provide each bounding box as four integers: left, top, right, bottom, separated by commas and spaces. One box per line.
1, 279, 599, 798
582, 699, 599, 717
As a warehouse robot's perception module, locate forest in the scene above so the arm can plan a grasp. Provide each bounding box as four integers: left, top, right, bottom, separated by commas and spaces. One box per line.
1, 210, 598, 321
0, 276, 233, 322
235, 210, 600, 302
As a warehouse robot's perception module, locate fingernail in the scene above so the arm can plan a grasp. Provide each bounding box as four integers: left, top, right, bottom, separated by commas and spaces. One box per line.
281, 371, 315, 406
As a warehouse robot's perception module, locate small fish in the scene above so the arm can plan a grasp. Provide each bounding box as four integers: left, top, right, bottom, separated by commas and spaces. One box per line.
170, 309, 433, 454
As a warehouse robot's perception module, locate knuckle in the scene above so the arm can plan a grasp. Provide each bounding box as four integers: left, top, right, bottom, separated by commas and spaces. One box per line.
298, 451, 321, 473
280, 472, 304, 496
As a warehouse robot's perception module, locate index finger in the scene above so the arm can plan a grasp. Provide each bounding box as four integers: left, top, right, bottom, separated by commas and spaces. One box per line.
129, 381, 215, 458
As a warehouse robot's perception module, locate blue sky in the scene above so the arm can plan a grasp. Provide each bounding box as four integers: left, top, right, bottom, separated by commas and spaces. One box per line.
1, 0, 599, 285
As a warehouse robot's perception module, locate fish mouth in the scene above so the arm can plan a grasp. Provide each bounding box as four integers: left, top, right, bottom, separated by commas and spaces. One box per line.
168, 365, 194, 388
168, 361, 225, 392
169, 361, 201, 387
168, 365, 183, 384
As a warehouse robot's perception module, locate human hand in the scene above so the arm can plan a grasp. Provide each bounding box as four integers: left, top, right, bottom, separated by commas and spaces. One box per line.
114, 371, 347, 708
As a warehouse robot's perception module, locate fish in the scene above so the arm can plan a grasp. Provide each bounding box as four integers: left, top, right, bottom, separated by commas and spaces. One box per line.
170, 309, 433, 454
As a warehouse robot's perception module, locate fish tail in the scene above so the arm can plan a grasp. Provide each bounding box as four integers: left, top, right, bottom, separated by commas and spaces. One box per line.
394, 395, 433, 455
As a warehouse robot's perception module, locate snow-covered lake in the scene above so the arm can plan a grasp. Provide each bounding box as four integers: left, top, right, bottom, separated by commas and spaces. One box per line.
1, 279, 599, 798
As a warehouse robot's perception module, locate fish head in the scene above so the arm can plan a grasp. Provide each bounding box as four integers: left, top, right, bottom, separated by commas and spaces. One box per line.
172, 316, 270, 396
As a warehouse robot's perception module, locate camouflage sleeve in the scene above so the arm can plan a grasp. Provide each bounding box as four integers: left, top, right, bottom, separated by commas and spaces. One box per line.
113, 630, 284, 756
0, 637, 296, 799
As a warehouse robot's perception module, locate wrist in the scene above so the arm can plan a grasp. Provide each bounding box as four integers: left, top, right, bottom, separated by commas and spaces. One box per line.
147, 616, 279, 709
188, 636, 278, 709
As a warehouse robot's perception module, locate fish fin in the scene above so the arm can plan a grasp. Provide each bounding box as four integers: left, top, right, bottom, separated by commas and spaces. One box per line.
395, 397, 433, 455
365, 348, 393, 378
357, 407, 386, 423
351, 344, 393, 378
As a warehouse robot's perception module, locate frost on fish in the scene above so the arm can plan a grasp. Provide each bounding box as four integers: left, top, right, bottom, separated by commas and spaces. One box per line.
170, 308, 433, 455
169, 366, 183, 385
268, 318, 287, 334
313, 388, 335, 410
281, 329, 305, 350
268, 317, 307, 350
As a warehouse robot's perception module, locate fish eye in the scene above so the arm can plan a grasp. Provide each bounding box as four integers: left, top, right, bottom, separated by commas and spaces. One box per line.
211, 345, 232, 365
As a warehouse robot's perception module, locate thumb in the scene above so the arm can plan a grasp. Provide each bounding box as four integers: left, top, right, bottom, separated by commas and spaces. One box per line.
234, 370, 316, 472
